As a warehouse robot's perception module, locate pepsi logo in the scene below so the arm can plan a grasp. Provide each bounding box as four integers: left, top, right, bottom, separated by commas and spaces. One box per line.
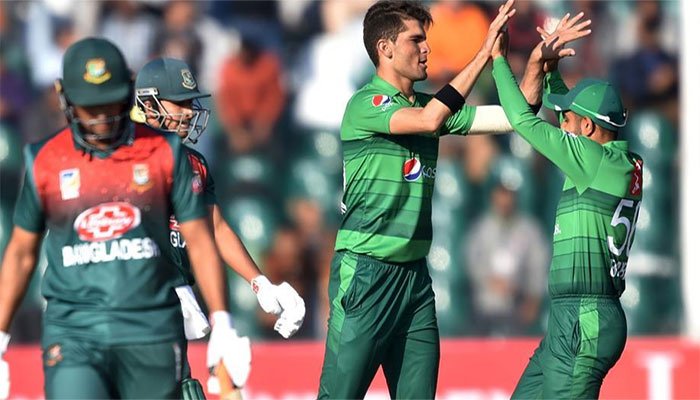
372, 95, 391, 107
403, 158, 422, 182
74, 202, 141, 242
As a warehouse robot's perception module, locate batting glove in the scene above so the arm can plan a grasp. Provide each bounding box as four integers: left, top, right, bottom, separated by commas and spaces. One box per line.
251, 275, 282, 315
273, 282, 306, 339
251, 276, 306, 338
175, 285, 211, 340
206, 312, 251, 388
0, 330, 10, 400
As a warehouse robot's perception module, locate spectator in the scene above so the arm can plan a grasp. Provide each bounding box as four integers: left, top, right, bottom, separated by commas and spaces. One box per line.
216, 37, 286, 154
465, 181, 548, 336
611, 0, 678, 110
100, 0, 158, 70
426, 0, 490, 87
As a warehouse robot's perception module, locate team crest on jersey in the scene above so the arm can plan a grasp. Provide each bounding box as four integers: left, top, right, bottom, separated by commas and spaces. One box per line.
403, 158, 422, 182
629, 159, 643, 196
83, 58, 111, 84
59, 169, 80, 200
372, 95, 392, 107
181, 69, 196, 89
45, 344, 63, 367
131, 164, 154, 193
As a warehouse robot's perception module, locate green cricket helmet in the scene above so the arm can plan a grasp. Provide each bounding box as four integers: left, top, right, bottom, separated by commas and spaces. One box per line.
543, 78, 627, 132
134, 57, 210, 144
59, 37, 133, 150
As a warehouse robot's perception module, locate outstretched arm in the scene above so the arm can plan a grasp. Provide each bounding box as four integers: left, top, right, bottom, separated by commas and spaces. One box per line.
519, 12, 592, 106
388, 0, 516, 135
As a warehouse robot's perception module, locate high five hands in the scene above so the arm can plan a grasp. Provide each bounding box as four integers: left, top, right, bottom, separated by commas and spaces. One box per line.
488, 0, 593, 65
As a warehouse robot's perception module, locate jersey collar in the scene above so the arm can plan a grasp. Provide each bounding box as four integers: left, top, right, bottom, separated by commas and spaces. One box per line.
603, 140, 628, 151
370, 75, 403, 98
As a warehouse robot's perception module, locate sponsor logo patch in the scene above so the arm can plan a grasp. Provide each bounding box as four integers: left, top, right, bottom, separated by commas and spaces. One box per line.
131, 164, 154, 193
372, 95, 391, 107
83, 58, 111, 84
74, 202, 141, 242
59, 169, 80, 200
403, 158, 422, 182
192, 173, 203, 194
629, 159, 643, 196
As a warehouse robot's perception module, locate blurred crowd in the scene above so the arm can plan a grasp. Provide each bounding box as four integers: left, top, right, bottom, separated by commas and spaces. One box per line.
0, 0, 681, 342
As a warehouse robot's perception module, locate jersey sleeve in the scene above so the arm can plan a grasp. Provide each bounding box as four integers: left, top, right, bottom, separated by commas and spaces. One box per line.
13, 145, 46, 232
544, 70, 569, 95
492, 57, 603, 193
186, 148, 216, 206
170, 141, 208, 223
341, 91, 401, 140
439, 103, 476, 136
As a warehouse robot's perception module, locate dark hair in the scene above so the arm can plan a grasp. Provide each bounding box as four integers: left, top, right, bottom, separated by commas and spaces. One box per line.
363, 0, 432, 66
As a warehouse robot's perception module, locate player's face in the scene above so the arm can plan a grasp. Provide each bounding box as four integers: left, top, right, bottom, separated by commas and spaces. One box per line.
159, 99, 194, 138
391, 19, 430, 82
73, 103, 126, 136
560, 111, 583, 136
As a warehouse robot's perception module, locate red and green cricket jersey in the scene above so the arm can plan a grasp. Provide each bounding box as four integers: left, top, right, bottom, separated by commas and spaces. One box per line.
14, 123, 208, 346
493, 57, 643, 298
335, 75, 476, 263
167, 146, 216, 286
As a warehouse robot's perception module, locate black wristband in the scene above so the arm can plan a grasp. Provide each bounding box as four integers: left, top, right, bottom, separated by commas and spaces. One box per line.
434, 84, 465, 114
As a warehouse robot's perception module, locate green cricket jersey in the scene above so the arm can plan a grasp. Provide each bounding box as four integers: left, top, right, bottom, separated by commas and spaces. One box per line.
493, 57, 643, 298
167, 146, 217, 286
14, 123, 208, 346
335, 75, 476, 263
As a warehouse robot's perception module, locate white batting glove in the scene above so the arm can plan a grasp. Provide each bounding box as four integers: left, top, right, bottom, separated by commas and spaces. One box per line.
273, 282, 306, 339
251, 276, 306, 338
0, 330, 10, 400
251, 275, 282, 315
175, 285, 211, 340
206, 312, 251, 388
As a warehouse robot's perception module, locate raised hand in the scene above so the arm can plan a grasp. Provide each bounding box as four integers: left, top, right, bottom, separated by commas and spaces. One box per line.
480, 0, 516, 58
534, 12, 592, 62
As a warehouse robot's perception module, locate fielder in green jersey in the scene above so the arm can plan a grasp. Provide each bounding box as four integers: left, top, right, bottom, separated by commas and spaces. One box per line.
490, 16, 642, 399
0, 38, 231, 399
318, 1, 524, 398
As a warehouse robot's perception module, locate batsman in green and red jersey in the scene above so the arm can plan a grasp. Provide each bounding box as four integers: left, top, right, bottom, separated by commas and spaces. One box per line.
490, 13, 642, 399
0, 38, 231, 399
133, 57, 306, 396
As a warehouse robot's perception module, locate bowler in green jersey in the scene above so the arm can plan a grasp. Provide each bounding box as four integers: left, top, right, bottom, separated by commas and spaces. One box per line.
318, 1, 525, 398
491, 14, 642, 399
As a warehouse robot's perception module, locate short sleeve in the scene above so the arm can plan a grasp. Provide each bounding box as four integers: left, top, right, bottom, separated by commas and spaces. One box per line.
13, 145, 46, 233
440, 104, 476, 136
170, 141, 208, 223
341, 91, 402, 140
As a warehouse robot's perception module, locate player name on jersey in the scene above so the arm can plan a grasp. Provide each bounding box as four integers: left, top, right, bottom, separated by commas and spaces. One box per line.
62, 237, 161, 267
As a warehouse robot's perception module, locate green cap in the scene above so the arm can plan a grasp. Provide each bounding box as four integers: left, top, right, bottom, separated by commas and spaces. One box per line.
62, 37, 132, 107
135, 57, 210, 102
543, 78, 627, 131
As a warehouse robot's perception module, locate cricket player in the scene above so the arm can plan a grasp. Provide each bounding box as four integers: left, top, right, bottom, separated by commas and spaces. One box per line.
490, 14, 643, 399
316, 1, 525, 398
0, 38, 235, 399
133, 57, 306, 394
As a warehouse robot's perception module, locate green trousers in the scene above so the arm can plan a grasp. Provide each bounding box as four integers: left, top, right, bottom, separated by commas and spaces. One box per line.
318, 251, 440, 399
43, 339, 187, 399
512, 296, 627, 399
